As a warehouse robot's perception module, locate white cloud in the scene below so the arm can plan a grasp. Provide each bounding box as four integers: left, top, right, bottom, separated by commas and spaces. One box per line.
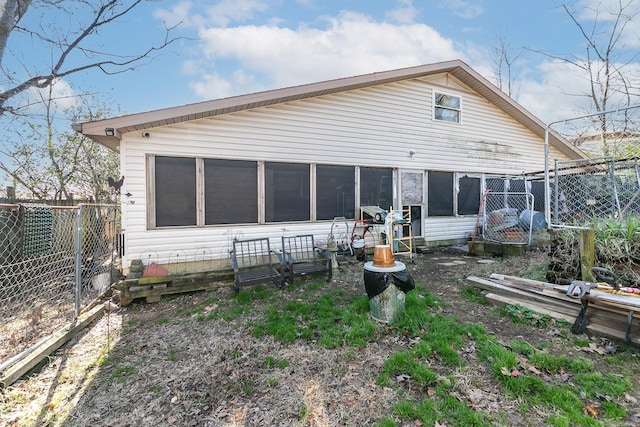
516, 60, 604, 124
153, 1, 193, 28
386, 0, 420, 24
204, 0, 270, 27
192, 11, 464, 96
438, 0, 484, 19
24, 78, 78, 115
189, 69, 261, 99
570, 0, 640, 48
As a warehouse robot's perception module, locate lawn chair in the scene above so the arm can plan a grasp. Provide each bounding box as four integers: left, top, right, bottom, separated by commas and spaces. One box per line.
280, 234, 332, 284
230, 238, 283, 293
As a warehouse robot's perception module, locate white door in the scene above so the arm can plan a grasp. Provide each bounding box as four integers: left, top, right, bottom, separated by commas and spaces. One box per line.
399, 170, 424, 237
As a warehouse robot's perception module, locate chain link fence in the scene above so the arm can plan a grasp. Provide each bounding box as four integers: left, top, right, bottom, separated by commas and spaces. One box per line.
550, 157, 640, 227
547, 107, 640, 228
0, 203, 120, 369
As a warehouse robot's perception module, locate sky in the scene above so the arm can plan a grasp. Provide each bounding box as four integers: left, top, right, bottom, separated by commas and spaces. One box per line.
2, 0, 640, 188
88, 0, 640, 124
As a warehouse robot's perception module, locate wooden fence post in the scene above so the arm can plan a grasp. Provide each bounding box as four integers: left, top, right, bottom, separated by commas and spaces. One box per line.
580, 228, 595, 282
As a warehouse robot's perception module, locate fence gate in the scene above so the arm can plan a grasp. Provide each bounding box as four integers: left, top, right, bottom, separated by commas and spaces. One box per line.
0, 203, 120, 370
482, 191, 536, 245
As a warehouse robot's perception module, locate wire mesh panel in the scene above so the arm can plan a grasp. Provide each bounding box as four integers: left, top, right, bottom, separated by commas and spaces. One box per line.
0, 204, 77, 367
551, 157, 640, 227
482, 192, 536, 245
77, 204, 120, 309
0, 203, 121, 368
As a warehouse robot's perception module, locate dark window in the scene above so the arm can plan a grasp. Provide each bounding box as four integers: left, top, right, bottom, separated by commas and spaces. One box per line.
360, 167, 393, 209
155, 156, 197, 227
458, 176, 481, 215
316, 165, 355, 220
265, 162, 310, 222
428, 171, 454, 216
204, 159, 258, 224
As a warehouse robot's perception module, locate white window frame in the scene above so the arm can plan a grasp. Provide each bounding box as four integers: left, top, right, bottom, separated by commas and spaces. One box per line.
433, 91, 462, 124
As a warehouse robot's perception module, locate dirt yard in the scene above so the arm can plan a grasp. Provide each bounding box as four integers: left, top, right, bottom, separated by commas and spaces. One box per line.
2, 247, 640, 426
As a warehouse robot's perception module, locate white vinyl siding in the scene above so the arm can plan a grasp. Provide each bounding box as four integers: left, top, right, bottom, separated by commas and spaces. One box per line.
118, 75, 572, 267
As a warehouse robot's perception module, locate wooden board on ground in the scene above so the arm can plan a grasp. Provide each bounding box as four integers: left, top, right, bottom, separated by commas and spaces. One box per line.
467, 274, 640, 346
484, 292, 640, 346
1, 304, 104, 388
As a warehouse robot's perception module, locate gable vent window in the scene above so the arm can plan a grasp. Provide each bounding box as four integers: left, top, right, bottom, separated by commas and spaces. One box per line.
434, 92, 461, 123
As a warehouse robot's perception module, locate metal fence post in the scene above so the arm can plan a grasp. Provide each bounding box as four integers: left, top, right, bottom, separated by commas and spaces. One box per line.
74, 204, 83, 317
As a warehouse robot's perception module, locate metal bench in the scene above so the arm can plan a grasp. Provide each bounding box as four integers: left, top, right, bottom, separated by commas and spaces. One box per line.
230, 238, 283, 293
280, 234, 332, 284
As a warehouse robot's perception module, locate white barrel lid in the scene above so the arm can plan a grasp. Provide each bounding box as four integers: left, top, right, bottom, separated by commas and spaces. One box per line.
364, 261, 406, 272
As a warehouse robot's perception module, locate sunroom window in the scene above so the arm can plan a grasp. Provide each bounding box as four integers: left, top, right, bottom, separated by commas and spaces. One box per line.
434, 92, 461, 123
265, 162, 310, 222
316, 165, 356, 220
155, 156, 197, 227
204, 159, 258, 225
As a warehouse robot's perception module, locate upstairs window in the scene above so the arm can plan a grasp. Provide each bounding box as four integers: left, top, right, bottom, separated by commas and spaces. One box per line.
434, 92, 461, 123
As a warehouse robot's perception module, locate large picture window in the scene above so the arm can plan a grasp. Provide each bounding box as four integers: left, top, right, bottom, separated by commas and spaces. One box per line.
427, 171, 454, 216
155, 156, 197, 227
458, 175, 481, 215
316, 165, 355, 220
265, 162, 310, 222
204, 159, 258, 224
360, 167, 393, 209
434, 92, 461, 123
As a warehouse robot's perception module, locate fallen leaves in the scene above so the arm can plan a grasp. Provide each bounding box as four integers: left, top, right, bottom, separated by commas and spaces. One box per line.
584, 401, 604, 417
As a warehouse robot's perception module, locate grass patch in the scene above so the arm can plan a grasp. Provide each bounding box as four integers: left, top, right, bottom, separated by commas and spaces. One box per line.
461, 285, 489, 304
252, 288, 375, 348
501, 304, 558, 328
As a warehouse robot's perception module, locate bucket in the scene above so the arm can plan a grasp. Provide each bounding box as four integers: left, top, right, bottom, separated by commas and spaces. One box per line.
518, 209, 546, 230
372, 245, 394, 267
368, 283, 405, 323
363, 261, 414, 323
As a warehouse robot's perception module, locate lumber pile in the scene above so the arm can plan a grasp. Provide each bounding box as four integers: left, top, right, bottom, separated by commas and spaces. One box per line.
466, 273, 640, 346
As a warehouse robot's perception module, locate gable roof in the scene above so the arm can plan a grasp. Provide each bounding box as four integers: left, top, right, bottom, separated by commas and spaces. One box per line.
74, 59, 585, 159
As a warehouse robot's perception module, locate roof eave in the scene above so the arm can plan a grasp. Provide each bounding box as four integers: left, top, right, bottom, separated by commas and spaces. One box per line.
76, 59, 586, 160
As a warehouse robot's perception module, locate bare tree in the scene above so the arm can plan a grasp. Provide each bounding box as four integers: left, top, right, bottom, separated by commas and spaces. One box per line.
0, 0, 181, 197
0, 0, 181, 118
528, 0, 640, 156
491, 34, 521, 97
0, 86, 120, 201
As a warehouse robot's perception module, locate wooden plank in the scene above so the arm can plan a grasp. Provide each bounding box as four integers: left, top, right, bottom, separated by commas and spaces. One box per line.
484, 292, 578, 322
472, 274, 640, 344
588, 290, 640, 309
488, 273, 568, 292
1, 304, 104, 388
484, 292, 640, 346
468, 276, 579, 306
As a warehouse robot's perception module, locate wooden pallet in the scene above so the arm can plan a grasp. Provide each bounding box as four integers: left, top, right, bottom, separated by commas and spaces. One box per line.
119, 270, 233, 306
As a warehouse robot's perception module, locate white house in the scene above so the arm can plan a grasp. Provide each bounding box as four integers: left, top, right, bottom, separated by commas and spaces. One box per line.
75, 59, 586, 272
